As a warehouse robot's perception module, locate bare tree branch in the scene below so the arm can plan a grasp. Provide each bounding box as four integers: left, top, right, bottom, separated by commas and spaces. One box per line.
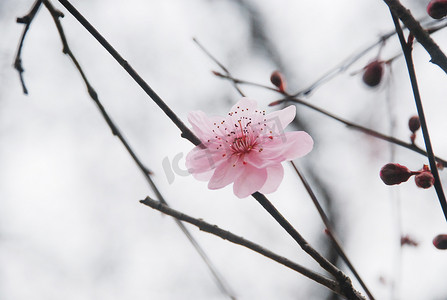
383, 0, 447, 74
56, 0, 202, 146
140, 197, 365, 300
13, 0, 43, 94
252, 192, 365, 300
291, 162, 375, 300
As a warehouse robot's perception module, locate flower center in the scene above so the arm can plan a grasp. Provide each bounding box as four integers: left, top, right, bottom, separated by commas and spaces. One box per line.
230, 120, 256, 154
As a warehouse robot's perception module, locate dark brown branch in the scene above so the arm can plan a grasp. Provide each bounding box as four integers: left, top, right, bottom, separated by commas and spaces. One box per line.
56, 0, 201, 146
383, 0, 447, 74
251, 192, 364, 300
140, 197, 364, 300
291, 162, 375, 300
390, 11, 447, 222
13, 0, 43, 94
270, 97, 447, 168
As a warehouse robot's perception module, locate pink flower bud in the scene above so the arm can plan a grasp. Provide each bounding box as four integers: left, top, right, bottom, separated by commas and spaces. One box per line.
380, 163, 412, 185
408, 115, 421, 133
433, 234, 447, 249
427, 0, 447, 19
414, 171, 435, 189
362, 60, 384, 87
270, 71, 287, 92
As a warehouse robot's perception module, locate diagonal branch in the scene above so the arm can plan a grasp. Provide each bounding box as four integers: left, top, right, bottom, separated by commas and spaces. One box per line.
269, 97, 447, 168
390, 11, 447, 222
56, 0, 201, 146
140, 196, 364, 300
251, 192, 364, 300
291, 162, 375, 300
13, 0, 43, 94
383, 0, 447, 74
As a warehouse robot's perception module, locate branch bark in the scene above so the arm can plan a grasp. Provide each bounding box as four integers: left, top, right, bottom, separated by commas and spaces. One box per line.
383, 0, 447, 74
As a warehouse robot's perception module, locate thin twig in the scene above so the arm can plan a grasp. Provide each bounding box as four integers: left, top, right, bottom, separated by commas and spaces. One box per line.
290, 162, 375, 300
56, 0, 201, 146
13, 0, 43, 94
212, 71, 279, 93
384, 0, 447, 74
269, 97, 447, 168
193, 38, 246, 97
390, 11, 447, 222
251, 192, 364, 300
140, 197, 364, 300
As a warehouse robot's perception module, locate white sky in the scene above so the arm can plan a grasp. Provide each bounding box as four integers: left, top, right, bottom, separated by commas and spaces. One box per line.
1, 0, 447, 299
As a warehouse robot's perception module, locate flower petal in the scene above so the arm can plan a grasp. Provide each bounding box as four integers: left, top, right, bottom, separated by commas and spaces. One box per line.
185, 145, 225, 174
265, 105, 296, 131
260, 131, 313, 162
188, 111, 227, 141
233, 165, 268, 198
194, 169, 214, 181
259, 164, 284, 194
281, 131, 314, 160
188, 111, 213, 138
208, 156, 244, 190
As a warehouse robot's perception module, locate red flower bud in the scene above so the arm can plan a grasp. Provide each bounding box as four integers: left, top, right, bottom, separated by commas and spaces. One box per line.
433, 234, 447, 249
414, 171, 435, 189
400, 235, 419, 247
270, 71, 287, 92
408, 115, 421, 133
380, 163, 412, 185
427, 0, 447, 19
362, 60, 384, 87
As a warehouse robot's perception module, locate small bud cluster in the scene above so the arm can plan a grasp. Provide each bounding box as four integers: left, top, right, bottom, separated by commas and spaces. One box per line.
408, 115, 420, 143
362, 60, 384, 87
427, 0, 447, 19
270, 71, 287, 93
379, 163, 435, 189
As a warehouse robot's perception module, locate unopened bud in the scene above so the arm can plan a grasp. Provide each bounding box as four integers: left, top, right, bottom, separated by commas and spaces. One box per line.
433, 234, 447, 249
427, 0, 447, 19
362, 60, 384, 87
270, 71, 287, 92
408, 116, 420, 133
380, 163, 412, 185
414, 171, 435, 189
212, 70, 224, 77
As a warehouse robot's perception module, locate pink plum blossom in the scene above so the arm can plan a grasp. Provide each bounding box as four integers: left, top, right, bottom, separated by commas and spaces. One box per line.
186, 97, 313, 198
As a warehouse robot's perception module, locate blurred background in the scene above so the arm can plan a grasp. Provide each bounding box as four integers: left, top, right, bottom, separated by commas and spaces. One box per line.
1, 0, 447, 299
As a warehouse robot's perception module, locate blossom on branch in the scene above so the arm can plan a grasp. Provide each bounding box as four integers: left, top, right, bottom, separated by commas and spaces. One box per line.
186, 97, 313, 198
